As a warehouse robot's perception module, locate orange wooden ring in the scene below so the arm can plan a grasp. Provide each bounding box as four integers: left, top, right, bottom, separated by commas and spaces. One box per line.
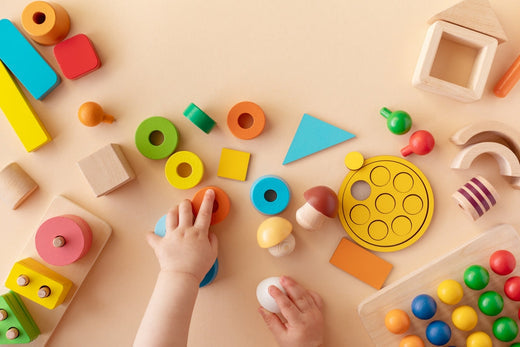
227, 101, 266, 140
192, 186, 231, 225
21, 1, 70, 46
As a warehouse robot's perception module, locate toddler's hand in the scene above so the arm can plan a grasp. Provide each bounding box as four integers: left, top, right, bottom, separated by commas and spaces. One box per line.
259, 276, 325, 347
146, 189, 218, 282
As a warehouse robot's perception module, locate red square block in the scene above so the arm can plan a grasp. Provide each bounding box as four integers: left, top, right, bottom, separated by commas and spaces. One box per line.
54, 34, 101, 79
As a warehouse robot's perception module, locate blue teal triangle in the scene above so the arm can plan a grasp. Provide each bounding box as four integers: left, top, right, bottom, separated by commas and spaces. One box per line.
283, 114, 355, 164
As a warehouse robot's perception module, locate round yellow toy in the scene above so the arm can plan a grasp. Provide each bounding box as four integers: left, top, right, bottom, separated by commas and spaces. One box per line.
338, 153, 434, 252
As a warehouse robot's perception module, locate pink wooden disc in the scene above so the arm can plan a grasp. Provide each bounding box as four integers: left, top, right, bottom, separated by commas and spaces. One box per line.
35, 215, 93, 266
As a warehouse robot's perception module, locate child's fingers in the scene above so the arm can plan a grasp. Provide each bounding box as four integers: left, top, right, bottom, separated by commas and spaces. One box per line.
194, 189, 215, 232
309, 290, 324, 311
178, 199, 194, 227
146, 231, 161, 251
208, 232, 219, 253
165, 205, 179, 231
269, 285, 301, 322
280, 276, 315, 313
258, 307, 286, 336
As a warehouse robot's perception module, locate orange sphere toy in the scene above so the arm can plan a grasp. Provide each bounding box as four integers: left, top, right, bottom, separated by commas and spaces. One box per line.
78, 102, 114, 127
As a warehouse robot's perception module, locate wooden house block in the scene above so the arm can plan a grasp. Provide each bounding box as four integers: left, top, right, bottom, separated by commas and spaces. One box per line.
0, 162, 38, 209
77, 144, 136, 197
428, 0, 507, 43
412, 20, 497, 102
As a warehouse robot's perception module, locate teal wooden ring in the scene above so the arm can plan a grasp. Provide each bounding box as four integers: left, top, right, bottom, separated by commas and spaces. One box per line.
135, 116, 179, 159
250, 175, 291, 215
183, 103, 216, 134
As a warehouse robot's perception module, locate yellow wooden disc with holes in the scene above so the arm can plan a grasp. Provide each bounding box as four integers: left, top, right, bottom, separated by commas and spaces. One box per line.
338, 155, 434, 252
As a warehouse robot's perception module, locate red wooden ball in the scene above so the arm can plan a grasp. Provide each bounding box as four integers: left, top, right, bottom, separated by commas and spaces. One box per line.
504, 276, 520, 301
490, 250, 516, 275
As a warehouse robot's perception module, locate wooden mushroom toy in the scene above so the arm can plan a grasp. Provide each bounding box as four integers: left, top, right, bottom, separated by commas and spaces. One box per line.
257, 217, 295, 257
296, 186, 338, 231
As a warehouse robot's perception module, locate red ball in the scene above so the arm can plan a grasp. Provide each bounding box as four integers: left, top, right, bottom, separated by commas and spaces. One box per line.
504, 276, 520, 301
490, 250, 516, 275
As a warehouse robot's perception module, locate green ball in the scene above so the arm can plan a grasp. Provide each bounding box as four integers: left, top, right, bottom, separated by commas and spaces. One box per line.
478, 291, 504, 316
493, 317, 518, 342
464, 265, 489, 290
510, 343, 520, 347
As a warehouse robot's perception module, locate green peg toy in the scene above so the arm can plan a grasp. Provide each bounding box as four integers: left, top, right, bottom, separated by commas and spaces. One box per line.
380, 107, 412, 135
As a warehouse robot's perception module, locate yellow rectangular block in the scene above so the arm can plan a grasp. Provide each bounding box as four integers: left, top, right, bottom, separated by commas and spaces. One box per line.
5, 258, 73, 310
217, 148, 251, 181
0, 62, 51, 152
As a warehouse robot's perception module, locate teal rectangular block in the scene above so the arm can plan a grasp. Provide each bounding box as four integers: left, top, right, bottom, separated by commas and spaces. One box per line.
0, 19, 60, 100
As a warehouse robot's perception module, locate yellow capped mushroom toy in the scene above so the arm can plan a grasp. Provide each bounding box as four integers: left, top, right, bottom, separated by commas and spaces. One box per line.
257, 217, 295, 257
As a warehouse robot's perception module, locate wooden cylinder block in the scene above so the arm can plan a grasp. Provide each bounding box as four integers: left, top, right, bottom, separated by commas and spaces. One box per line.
6, 327, 19, 340
21, 1, 70, 45
0, 163, 38, 210
452, 176, 499, 221
35, 215, 93, 266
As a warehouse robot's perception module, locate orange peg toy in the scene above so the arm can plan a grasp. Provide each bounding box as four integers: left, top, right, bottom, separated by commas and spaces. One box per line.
78, 102, 114, 127
494, 54, 520, 98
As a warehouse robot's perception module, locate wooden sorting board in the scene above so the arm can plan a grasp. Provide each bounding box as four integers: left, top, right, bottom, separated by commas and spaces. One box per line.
1, 195, 112, 346
358, 224, 520, 346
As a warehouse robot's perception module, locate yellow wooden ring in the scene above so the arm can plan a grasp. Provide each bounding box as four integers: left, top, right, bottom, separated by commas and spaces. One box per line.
165, 151, 204, 189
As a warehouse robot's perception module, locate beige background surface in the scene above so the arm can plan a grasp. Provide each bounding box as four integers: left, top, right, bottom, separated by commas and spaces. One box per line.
2, 0, 520, 346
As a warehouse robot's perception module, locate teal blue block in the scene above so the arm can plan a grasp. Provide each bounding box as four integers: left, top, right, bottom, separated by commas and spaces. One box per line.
283, 114, 355, 164
0, 19, 60, 100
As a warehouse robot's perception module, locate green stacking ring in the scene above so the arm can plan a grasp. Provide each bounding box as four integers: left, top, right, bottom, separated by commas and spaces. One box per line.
183, 103, 216, 134
135, 116, 179, 159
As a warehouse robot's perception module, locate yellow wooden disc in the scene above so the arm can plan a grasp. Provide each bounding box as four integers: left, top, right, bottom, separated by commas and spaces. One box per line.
338, 155, 434, 252
345, 151, 364, 170
164, 151, 204, 189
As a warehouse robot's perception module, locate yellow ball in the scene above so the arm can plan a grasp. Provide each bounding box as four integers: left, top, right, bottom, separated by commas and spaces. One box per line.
466, 331, 492, 347
452, 305, 478, 331
437, 279, 463, 305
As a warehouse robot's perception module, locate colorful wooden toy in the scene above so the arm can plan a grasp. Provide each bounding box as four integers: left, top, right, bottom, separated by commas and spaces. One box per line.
78, 102, 114, 127
295, 185, 338, 231
35, 215, 92, 266
256, 277, 285, 313
400, 130, 435, 156
385, 309, 410, 334
467, 331, 492, 347
411, 294, 437, 320
257, 217, 295, 257
0, 61, 51, 152
344, 151, 364, 170
135, 116, 179, 160
451, 305, 478, 331
330, 238, 393, 289
5, 258, 73, 310
489, 250, 516, 275
399, 335, 425, 347
0, 291, 40, 344
217, 148, 250, 181
0, 162, 38, 210
452, 176, 498, 221
478, 291, 503, 316
464, 265, 490, 290
380, 107, 412, 135
494, 54, 520, 97
283, 114, 355, 165
493, 316, 518, 342
358, 225, 520, 346
437, 279, 463, 305
425, 320, 451, 346
164, 150, 204, 189
338, 153, 434, 252
227, 101, 266, 139
183, 103, 216, 134
78, 143, 136, 197
0, 19, 60, 99
53, 34, 101, 79
250, 175, 290, 215
504, 276, 520, 301
191, 186, 231, 225
21, 1, 70, 45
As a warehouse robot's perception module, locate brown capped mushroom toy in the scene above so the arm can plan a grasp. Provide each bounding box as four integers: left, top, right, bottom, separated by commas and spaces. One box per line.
296, 185, 338, 231
257, 217, 295, 257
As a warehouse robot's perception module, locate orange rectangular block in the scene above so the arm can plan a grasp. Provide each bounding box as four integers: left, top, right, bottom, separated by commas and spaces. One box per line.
329, 238, 392, 289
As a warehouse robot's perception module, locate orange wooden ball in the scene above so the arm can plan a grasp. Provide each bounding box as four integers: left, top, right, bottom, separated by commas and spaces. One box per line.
78, 102, 114, 127
399, 335, 425, 347
385, 309, 410, 334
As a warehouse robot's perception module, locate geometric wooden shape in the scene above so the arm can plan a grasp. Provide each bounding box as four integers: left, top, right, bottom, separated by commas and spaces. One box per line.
191, 186, 231, 225
5, 258, 73, 310
77, 144, 136, 197
358, 224, 520, 346
21, 1, 70, 46
0, 163, 38, 210
53, 34, 101, 80
450, 142, 520, 177
427, 0, 507, 43
0, 19, 60, 100
217, 148, 251, 181
0, 62, 51, 152
0, 291, 40, 344
452, 176, 499, 221
329, 238, 393, 290
412, 21, 498, 103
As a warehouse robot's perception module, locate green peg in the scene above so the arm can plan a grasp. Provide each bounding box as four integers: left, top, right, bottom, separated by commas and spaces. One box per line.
380, 107, 412, 135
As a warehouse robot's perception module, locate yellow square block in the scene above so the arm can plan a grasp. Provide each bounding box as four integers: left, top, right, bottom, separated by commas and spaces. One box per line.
217, 148, 251, 181
0, 62, 51, 152
5, 258, 73, 310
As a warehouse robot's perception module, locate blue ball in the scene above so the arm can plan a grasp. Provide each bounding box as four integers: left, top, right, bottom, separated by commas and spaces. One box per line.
426, 320, 451, 346
411, 294, 437, 320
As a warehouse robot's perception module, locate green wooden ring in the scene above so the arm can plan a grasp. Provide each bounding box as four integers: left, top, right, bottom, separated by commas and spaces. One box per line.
135, 116, 179, 159
183, 103, 216, 134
